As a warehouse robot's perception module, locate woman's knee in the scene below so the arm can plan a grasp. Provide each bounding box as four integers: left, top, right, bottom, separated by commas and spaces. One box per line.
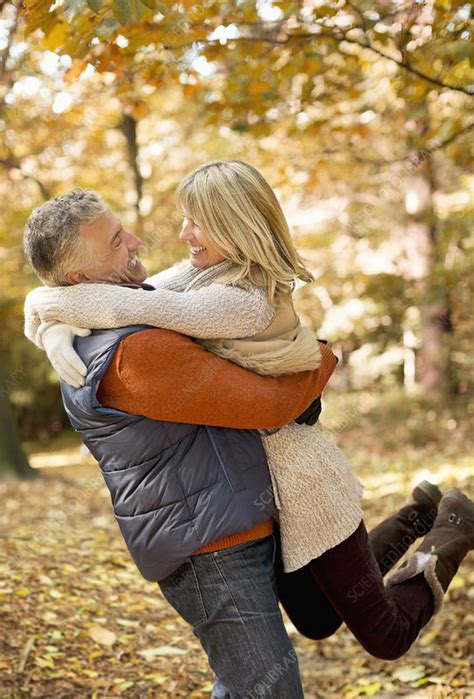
357, 635, 411, 661
290, 617, 342, 641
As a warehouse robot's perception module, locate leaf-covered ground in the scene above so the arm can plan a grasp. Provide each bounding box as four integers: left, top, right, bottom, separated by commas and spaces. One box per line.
1, 395, 473, 698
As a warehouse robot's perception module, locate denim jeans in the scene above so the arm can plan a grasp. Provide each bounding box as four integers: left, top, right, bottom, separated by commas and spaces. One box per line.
159, 535, 304, 698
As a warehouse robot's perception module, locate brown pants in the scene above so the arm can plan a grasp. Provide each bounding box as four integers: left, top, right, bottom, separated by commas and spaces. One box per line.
275, 521, 434, 660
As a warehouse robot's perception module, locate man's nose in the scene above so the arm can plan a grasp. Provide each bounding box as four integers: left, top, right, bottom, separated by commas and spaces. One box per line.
126, 231, 142, 250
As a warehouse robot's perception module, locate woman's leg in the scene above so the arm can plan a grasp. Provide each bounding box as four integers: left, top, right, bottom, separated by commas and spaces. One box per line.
369, 480, 441, 575
274, 525, 343, 640
309, 490, 473, 660
308, 521, 433, 659
275, 481, 442, 641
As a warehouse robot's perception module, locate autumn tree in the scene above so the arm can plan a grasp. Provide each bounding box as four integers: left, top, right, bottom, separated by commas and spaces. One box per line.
0, 0, 471, 452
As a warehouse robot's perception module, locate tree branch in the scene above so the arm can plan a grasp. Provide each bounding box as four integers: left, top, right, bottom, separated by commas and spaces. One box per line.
338, 34, 474, 96
0, 155, 52, 200
316, 122, 474, 166
233, 30, 474, 96
0, 1, 22, 110
162, 18, 473, 97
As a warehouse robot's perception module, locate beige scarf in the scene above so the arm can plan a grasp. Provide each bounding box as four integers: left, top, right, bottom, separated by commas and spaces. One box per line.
165, 260, 321, 377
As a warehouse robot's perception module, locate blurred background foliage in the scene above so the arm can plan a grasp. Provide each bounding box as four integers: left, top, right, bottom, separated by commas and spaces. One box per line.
0, 0, 473, 476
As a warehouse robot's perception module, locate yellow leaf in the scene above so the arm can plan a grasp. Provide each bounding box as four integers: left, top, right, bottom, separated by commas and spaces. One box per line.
15, 587, 31, 596
42, 22, 69, 52
88, 626, 117, 646
138, 645, 187, 660
65, 60, 88, 82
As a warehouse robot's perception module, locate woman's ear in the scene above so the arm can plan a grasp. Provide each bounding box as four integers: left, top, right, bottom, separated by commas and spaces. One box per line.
65, 271, 88, 285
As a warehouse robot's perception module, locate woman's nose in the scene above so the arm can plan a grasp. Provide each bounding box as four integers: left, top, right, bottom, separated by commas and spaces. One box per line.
179, 224, 192, 242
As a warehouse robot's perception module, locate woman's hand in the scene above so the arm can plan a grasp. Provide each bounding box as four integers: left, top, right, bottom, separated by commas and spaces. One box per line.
40, 322, 92, 388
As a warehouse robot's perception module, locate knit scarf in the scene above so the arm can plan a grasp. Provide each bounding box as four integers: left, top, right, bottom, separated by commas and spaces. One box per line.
162, 259, 322, 377
158, 259, 236, 293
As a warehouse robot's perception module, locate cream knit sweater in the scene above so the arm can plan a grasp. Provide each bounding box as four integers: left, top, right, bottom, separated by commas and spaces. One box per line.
25, 260, 363, 572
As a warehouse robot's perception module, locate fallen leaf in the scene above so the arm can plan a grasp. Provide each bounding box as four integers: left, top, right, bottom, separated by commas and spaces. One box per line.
392, 665, 426, 683
88, 626, 117, 647
138, 646, 187, 660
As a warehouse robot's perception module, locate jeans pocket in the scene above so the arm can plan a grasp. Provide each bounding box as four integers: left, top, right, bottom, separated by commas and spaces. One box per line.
159, 560, 208, 628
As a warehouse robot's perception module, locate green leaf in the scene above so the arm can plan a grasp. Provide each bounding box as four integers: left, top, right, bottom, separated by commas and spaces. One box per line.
113, 0, 131, 24
87, 0, 103, 12
129, 0, 149, 20
63, 0, 86, 23
95, 17, 121, 36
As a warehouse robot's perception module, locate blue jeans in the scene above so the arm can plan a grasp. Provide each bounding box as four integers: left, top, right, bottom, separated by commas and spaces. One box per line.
159, 535, 304, 698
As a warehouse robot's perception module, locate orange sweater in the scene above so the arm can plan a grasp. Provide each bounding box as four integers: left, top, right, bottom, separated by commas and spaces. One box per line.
97, 329, 337, 553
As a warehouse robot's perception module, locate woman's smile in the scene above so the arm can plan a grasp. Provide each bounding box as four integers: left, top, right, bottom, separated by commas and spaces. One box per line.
190, 245, 207, 256
179, 217, 226, 268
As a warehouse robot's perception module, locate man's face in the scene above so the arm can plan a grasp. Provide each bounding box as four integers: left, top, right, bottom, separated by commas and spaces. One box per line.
66, 208, 148, 285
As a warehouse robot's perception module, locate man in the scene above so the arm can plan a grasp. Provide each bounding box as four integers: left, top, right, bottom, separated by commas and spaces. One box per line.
24, 189, 337, 698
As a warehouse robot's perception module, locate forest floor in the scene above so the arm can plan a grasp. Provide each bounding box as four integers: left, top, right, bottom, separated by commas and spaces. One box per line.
1, 391, 473, 698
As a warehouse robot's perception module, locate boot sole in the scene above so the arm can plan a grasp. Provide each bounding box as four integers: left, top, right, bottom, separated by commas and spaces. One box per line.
411, 480, 443, 509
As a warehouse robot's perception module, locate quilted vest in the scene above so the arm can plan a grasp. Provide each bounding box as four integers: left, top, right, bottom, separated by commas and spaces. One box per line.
60, 325, 275, 581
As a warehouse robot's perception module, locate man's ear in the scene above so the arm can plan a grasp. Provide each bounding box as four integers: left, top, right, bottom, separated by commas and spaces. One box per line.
65, 271, 88, 285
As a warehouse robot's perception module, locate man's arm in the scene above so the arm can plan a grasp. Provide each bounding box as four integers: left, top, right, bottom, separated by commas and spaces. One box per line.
97, 329, 337, 430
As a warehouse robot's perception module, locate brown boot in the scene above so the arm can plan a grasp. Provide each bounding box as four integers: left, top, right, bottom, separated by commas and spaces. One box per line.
387, 489, 474, 613
369, 480, 442, 575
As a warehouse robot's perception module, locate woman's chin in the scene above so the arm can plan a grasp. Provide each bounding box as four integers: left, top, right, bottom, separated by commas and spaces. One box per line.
190, 254, 223, 270
190, 256, 206, 268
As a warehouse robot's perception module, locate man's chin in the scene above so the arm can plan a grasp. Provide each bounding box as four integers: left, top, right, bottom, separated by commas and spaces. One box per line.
124, 263, 148, 284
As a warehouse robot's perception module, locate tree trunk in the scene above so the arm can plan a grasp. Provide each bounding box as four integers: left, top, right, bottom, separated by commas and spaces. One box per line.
0, 361, 37, 480
119, 112, 143, 234
404, 157, 450, 394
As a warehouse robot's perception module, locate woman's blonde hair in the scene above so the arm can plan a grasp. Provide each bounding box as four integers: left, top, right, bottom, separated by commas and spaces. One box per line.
176, 160, 313, 304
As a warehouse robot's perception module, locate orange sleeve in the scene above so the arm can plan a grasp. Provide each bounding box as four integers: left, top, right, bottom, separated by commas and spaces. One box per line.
97, 329, 337, 430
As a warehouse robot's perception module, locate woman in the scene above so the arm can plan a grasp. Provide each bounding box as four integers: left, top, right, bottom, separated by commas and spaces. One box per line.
24, 160, 474, 660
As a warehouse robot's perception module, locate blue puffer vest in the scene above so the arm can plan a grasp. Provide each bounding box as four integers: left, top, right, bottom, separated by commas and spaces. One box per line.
60, 325, 275, 582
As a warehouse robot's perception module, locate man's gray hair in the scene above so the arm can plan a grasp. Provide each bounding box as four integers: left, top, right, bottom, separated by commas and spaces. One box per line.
24, 188, 107, 286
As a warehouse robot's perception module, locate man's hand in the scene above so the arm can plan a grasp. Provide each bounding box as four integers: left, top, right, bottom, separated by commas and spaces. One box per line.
41, 322, 91, 388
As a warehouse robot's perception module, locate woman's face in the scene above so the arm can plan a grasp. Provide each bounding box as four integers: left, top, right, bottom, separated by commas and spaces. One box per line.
178, 216, 227, 269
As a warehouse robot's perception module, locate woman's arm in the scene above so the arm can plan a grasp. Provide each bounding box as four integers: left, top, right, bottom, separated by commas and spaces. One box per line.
24, 283, 275, 341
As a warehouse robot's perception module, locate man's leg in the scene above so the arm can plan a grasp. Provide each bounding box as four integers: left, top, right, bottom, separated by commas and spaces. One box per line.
159, 535, 304, 699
